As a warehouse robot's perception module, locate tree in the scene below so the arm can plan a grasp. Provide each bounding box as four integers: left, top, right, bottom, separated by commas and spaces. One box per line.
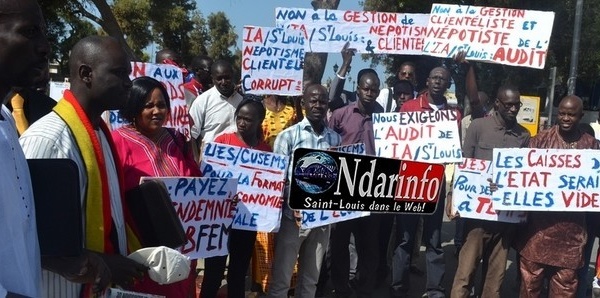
112, 0, 152, 59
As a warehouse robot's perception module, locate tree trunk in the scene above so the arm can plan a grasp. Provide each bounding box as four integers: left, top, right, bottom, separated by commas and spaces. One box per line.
90, 0, 138, 60
303, 0, 341, 85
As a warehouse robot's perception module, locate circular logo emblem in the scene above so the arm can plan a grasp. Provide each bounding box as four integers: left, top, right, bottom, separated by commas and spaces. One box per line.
294, 152, 338, 194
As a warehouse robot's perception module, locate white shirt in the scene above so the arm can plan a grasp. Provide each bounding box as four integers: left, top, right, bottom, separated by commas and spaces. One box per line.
189, 86, 242, 143
0, 105, 41, 298
590, 121, 600, 141
20, 111, 126, 298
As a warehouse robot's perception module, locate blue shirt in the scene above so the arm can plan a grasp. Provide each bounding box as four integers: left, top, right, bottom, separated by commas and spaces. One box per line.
273, 117, 342, 218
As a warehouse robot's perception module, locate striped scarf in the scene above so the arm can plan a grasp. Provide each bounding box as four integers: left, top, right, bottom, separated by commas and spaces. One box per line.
54, 90, 141, 297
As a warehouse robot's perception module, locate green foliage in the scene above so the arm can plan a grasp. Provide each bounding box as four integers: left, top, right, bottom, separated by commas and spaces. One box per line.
112, 0, 152, 59
205, 12, 237, 60
39, 0, 240, 76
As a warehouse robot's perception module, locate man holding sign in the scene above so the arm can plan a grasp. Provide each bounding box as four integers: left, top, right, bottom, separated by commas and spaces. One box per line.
328, 70, 382, 297
516, 96, 599, 297
267, 83, 342, 298
450, 84, 530, 298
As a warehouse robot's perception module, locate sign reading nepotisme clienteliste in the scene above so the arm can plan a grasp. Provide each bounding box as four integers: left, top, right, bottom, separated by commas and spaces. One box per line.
288, 148, 445, 214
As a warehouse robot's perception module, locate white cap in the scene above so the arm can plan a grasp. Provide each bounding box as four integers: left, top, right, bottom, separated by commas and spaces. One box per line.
128, 246, 191, 285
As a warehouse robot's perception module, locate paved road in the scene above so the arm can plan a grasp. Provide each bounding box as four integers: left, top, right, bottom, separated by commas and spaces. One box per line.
197, 217, 599, 298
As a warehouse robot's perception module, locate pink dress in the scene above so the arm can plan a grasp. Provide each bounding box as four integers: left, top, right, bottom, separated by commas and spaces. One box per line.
112, 125, 201, 298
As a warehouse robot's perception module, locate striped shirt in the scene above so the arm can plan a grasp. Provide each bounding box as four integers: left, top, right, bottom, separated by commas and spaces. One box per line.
273, 117, 342, 218
20, 111, 127, 298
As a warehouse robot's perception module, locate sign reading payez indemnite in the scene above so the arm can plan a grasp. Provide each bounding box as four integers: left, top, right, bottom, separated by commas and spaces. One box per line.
288, 148, 445, 214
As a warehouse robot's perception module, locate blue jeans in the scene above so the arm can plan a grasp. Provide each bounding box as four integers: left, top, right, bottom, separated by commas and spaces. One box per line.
391, 197, 446, 297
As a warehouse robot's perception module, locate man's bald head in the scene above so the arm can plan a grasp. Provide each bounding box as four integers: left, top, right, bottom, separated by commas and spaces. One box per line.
557, 95, 584, 135
69, 36, 132, 112
69, 36, 114, 79
155, 49, 181, 65
559, 95, 583, 113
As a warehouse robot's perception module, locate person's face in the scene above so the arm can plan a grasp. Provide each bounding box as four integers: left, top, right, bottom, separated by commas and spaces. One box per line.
394, 90, 413, 109
0, 2, 50, 89
397, 64, 416, 86
356, 74, 380, 109
557, 99, 583, 134
195, 59, 213, 84
212, 65, 235, 97
426, 68, 450, 97
135, 87, 169, 137
302, 85, 328, 123
495, 89, 521, 123
92, 43, 133, 110
236, 104, 262, 139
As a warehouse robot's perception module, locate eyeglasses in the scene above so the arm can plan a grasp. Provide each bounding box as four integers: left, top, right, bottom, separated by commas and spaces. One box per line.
400, 71, 414, 76
497, 100, 523, 109
428, 76, 448, 82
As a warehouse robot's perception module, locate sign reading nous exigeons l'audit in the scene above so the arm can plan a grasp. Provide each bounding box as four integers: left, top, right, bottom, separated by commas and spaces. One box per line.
288, 148, 445, 214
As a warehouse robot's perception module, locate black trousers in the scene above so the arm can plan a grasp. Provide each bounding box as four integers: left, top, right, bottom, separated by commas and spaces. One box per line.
330, 215, 381, 297
200, 229, 257, 298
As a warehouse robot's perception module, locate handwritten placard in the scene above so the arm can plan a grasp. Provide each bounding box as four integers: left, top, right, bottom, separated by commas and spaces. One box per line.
452, 158, 526, 223
423, 3, 555, 69
146, 177, 237, 259
493, 148, 600, 211
275, 7, 429, 54
241, 26, 304, 96
373, 111, 462, 163
201, 142, 289, 232
49, 81, 70, 102
105, 62, 190, 139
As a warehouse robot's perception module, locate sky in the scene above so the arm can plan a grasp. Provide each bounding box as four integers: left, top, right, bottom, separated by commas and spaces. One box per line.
195, 0, 387, 87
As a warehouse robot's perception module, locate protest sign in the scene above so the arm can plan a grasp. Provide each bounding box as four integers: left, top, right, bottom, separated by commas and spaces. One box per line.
49, 81, 70, 102
299, 143, 370, 229
493, 148, 600, 211
145, 177, 237, 259
373, 111, 462, 163
452, 158, 526, 223
242, 26, 304, 96
104, 62, 190, 139
201, 142, 288, 232
423, 3, 555, 69
289, 148, 445, 214
275, 7, 429, 55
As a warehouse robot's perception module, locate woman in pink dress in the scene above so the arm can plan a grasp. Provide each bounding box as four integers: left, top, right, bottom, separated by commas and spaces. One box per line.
112, 76, 201, 298
200, 95, 271, 298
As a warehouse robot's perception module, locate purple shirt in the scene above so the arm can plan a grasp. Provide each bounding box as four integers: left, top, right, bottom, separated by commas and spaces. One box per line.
328, 101, 383, 155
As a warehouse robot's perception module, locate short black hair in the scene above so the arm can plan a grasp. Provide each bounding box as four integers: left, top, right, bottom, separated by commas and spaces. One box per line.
119, 76, 170, 123
393, 80, 414, 96
357, 68, 378, 83
236, 94, 266, 121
